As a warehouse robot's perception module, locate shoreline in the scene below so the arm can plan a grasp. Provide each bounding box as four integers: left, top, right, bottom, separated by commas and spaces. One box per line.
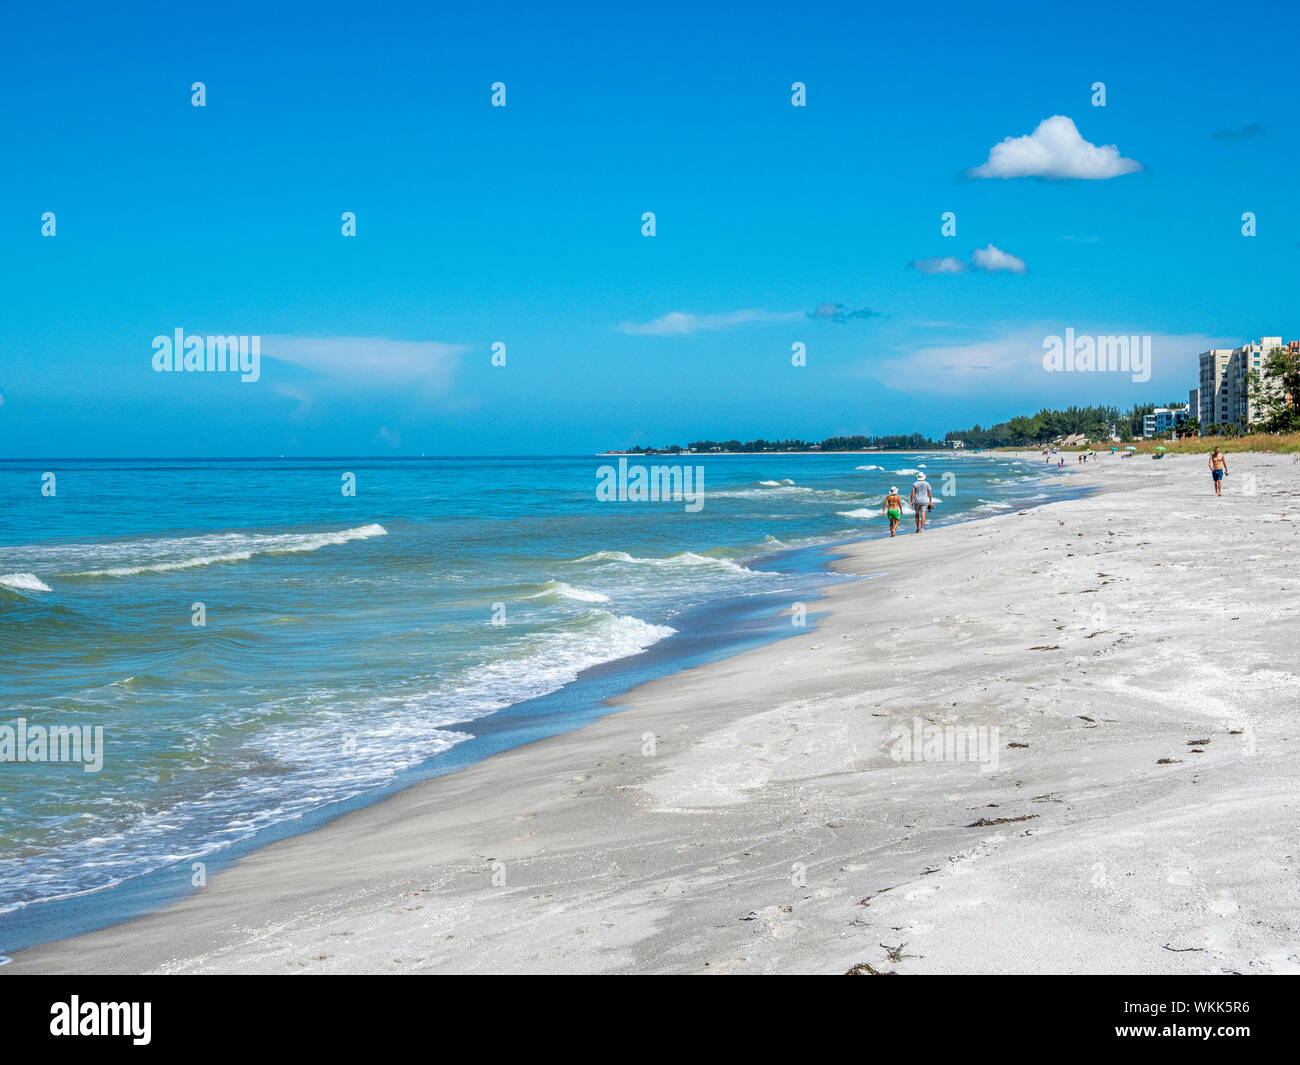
0, 452, 1058, 952
598, 450, 954, 456
9, 451, 1299, 974
0, 536, 852, 953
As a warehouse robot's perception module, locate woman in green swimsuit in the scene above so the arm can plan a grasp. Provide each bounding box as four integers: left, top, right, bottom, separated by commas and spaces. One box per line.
882, 486, 903, 537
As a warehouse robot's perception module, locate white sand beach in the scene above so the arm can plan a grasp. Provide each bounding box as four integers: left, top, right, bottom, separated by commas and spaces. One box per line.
11, 451, 1300, 974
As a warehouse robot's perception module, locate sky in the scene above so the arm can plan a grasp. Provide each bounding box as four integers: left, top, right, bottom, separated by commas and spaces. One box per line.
1, 0, 1297, 456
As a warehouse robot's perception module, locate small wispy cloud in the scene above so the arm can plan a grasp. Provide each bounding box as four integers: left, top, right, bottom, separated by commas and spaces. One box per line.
262, 336, 468, 391
1211, 123, 1265, 143
969, 115, 1141, 180
856, 326, 1226, 394
861, 328, 1051, 389
619, 309, 803, 336
805, 302, 883, 323
910, 245, 1027, 275
911, 256, 968, 275
376, 426, 401, 448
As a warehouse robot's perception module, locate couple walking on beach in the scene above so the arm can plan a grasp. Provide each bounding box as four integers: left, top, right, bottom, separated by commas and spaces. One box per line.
882, 473, 934, 536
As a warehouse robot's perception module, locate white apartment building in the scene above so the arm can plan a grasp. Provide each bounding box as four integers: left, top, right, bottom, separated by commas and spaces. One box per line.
1143, 406, 1190, 437
1197, 337, 1286, 432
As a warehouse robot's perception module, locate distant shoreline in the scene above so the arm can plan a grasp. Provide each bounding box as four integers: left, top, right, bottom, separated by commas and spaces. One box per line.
599, 449, 964, 457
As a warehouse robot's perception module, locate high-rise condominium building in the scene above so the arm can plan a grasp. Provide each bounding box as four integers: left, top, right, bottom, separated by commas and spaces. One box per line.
1197, 337, 1285, 432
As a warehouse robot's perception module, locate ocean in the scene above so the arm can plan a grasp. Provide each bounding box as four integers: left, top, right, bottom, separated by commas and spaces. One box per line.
0, 451, 1073, 950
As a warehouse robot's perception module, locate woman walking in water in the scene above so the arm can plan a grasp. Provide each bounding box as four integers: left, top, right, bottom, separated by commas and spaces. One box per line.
1209, 447, 1229, 496
882, 485, 903, 537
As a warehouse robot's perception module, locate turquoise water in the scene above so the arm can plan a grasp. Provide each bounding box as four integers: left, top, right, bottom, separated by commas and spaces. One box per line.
0, 452, 1069, 937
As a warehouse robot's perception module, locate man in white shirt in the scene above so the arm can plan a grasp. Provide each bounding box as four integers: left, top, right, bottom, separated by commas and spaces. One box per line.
910, 473, 933, 533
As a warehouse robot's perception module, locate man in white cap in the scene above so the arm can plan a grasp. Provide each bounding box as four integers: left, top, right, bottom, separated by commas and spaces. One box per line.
909, 472, 933, 533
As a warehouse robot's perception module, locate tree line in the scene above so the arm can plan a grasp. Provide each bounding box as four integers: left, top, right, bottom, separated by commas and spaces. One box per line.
621, 397, 1228, 454
619, 433, 942, 454
944, 402, 1191, 448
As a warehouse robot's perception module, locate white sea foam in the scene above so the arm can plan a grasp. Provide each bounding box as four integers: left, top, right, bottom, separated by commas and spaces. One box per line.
676, 552, 758, 574
571, 549, 637, 564
529, 580, 611, 603
569, 549, 758, 575
855, 464, 886, 471
709, 485, 863, 501
63, 524, 389, 578
0, 572, 53, 592
839, 506, 915, 519
0, 607, 679, 916
709, 485, 813, 499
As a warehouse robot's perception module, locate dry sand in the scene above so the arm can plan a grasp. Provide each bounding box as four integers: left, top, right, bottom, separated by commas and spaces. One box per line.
11, 450, 1300, 974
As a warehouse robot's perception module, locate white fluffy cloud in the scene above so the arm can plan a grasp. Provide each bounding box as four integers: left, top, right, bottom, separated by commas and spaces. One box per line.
970, 243, 1027, 273
619, 309, 803, 336
911, 246, 1027, 274
970, 115, 1141, 180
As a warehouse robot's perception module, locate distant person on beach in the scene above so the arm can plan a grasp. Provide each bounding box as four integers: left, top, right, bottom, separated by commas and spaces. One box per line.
910, 473, 933, 532
1209, 448, 1229, 496
882, 486, 903, 537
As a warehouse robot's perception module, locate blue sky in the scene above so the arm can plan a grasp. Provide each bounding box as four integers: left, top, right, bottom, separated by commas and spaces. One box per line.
2, 0, 1296, 456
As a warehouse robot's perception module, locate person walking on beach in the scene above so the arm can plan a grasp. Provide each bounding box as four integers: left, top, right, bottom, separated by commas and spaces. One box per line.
910, 473, 933, 532
1209, 448, 1229, 496
882, 486, 903, 537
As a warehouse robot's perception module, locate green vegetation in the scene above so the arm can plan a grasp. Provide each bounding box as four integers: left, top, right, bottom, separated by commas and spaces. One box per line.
1119, 432, 1300, 455
622, 433, 941, 454
1248, 346, 1300, 434
944, 403, 1182, 448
